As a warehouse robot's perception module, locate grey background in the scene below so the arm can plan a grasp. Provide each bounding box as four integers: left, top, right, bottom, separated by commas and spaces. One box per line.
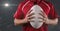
0, 0, 60, 31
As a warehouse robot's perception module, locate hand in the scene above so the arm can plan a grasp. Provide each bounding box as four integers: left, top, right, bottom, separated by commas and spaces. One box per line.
26, 10, 35, 22
23, 10, 32, 23
38, 10, 48, 23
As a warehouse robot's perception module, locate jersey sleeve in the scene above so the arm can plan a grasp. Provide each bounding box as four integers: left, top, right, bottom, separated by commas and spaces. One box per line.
13, 2, 24, 19
48, 2, 59, 19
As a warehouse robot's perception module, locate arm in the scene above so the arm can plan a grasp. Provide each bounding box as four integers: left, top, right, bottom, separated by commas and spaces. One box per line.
14, 11, 35, 26
39, 10, 58, 25
14, 18, 28, 26
39, 12, 58, 25
45, 18, 58, 25
38, 2, 59, 25
44, 2, 59, 25
13, 2, 28, 26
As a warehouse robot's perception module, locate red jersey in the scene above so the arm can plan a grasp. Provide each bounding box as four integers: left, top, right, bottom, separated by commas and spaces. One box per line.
14, 0, 58, 31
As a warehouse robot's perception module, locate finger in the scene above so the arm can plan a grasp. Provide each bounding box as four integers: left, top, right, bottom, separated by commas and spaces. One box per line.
43, 18, 47, 21
39, 13, 45, 18
27, 13, 35, 17
38, 17, 44, 19
39, 19, 45, 22
28, 16, 35, 20
38, 17, 45, 22
41, 10, 47, 17
26, 10, 32, 15
30, 20, 35, 22
27, 16, 35, 20
28, 19, 35, 22
39, 10, 45, 18
26, 10, 32, 17
39, 10, 47, 18
40, 10, 45, 15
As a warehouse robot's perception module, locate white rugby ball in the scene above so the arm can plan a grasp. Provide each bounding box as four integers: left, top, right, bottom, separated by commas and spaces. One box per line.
28, 5, 44, 29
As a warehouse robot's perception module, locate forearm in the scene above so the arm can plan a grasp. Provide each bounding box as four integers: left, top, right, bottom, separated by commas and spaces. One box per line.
45, 18, 58, 25
14, 18, 28, 26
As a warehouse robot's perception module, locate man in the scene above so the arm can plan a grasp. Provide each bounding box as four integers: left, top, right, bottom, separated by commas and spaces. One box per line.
13, 0, 59, 31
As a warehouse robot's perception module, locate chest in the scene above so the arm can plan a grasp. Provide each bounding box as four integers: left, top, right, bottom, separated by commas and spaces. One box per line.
22, 1, 50, 17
